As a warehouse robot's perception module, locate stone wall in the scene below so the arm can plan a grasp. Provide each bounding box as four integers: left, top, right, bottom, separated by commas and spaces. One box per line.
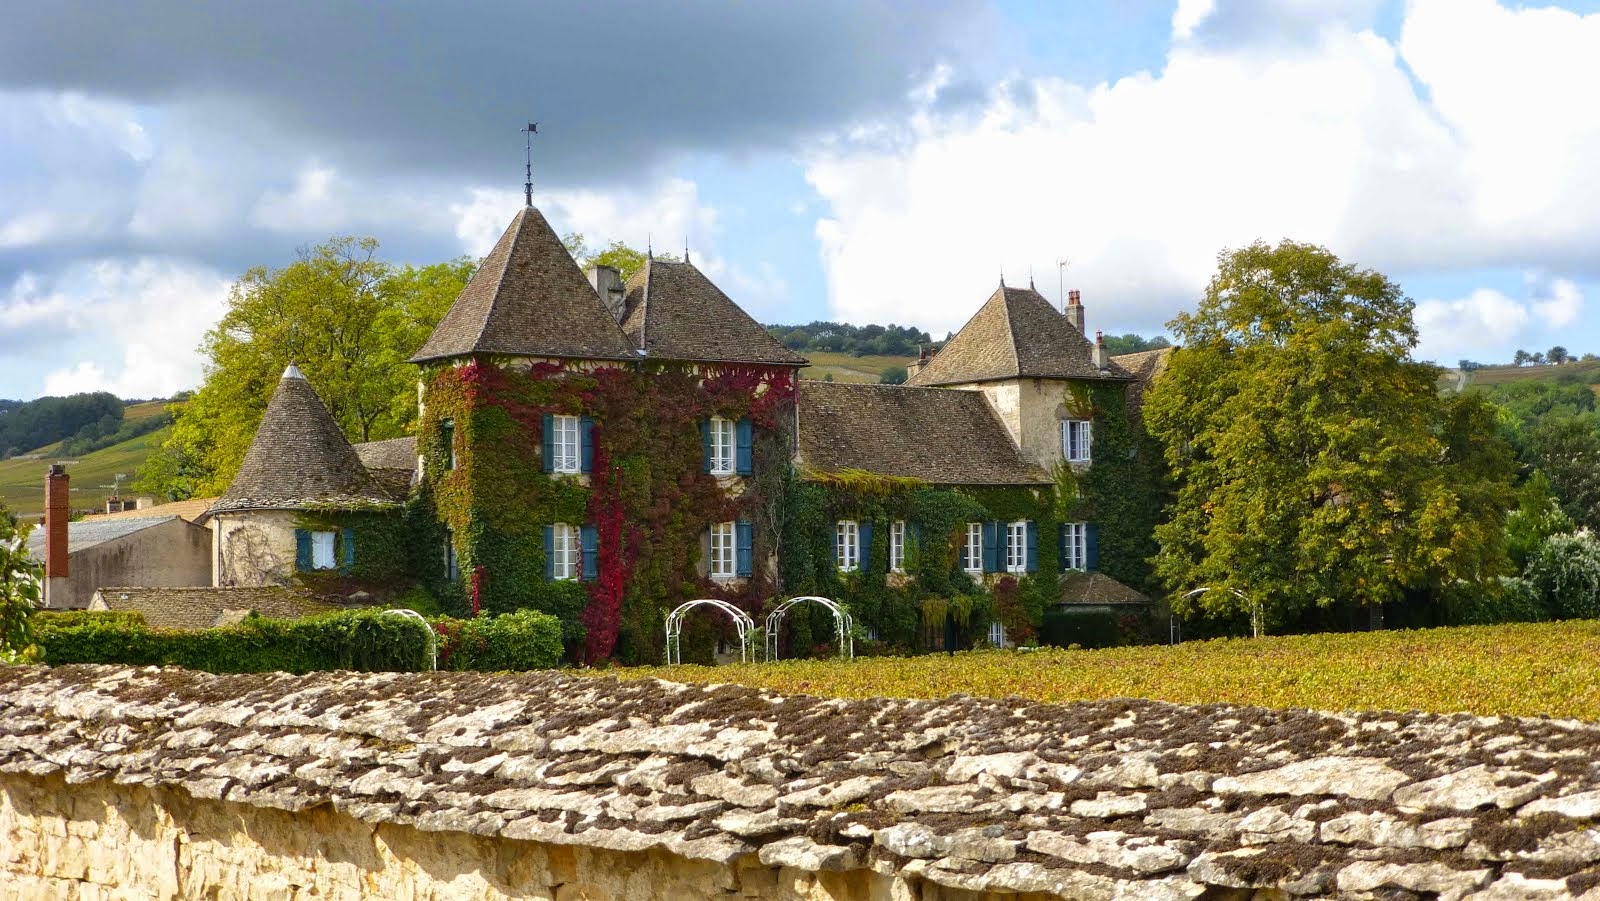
6, 665, 1600, 899
213, 510, 299, 587
49, 518, 213, 610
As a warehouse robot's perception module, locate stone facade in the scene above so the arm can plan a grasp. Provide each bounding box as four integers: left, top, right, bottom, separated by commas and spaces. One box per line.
8, 665, 1600, 899
211, 510, 301, 587
944, 378, 1094, 474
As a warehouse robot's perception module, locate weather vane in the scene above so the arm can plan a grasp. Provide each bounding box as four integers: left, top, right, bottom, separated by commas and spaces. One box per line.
522, 122, 538, 208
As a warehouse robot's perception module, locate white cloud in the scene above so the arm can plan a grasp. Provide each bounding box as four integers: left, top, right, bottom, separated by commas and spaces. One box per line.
1531, 278, 1583, 329
1413, 278, 1585, 362
805, 0, 1600, 357
1172, 0, 1217, 41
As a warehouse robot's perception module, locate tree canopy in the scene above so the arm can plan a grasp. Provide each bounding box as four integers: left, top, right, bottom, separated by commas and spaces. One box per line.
1145, 240, 1515, 627
0, 392, 124, 459
0, 500, 40, 664
141, 238, 475, 498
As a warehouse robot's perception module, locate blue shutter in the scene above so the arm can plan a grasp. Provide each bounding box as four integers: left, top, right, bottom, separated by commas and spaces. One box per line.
579, 417, 595, 473
294, 529, 311, 572
340, 528, 356, 573
700, 420, 712, 474
1057, 524, 1068, 572
541, 413, 555, 472
543, 525, 555, 581
1086, 523, 1100, 572
735, 520, 754, 577
859, 522, 874, 573
580, 525, 598, 581
1025, 521, 1038, 573
982, 521, 1001, 574
735, 418, 753, 475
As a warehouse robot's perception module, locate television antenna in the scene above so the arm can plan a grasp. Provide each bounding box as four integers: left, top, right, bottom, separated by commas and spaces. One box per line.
1056, 257, 1071, 310
99, 472, 127, 497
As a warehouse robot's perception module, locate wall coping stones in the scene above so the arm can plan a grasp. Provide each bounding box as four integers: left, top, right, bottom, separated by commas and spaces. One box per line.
7, 665, 1600, 898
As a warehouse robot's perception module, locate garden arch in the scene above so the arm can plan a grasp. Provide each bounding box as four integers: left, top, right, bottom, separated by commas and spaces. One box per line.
385, 608, 437, 671
764, 596, 854, 662
665, 599, 756, 665
1180, 587, 1260, 639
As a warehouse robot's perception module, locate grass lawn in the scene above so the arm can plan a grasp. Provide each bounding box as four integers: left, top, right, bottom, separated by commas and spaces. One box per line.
617, 621, 1600, 720
0, 426, 171, 517
800, 350, 916, 385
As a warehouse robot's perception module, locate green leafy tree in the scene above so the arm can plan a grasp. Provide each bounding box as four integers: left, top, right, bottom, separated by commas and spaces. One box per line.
562, 233, 677, 282
1521, 414, 1600, 530
1549, 346, 1570, 365
0, 500, 41, 665
1146, 240, 1516, 628
878, 365, 909, 385
141, 239, 475, 498
1505, 470, 1574, 570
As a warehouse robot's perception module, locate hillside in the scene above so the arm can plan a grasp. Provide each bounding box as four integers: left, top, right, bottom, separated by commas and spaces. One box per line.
0, 400, 175, 518
1464, 359, 1600, 390
799, 351, 915, 384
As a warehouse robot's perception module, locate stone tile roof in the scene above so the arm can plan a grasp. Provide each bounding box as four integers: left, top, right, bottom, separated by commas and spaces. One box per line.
618, 260, 808, 366
1111, 346, 1173, 428
90, 587, 339, 631
1058, 571, 1152, 606
84, 496, 216, 524
352, 437, 417, 499
798, 381, 1049, 485
211, 367, 395, 514
909, 285, 1132, 387
410, 207, 635, 363
23, 516, 178, 561
8, 665, 1600, 899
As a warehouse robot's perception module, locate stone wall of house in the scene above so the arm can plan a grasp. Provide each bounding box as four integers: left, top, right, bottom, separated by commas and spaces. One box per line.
50, 518, 213, 610
213, 510, 299, 587
7, 664, 1600, 900
948, 379, 1093, 474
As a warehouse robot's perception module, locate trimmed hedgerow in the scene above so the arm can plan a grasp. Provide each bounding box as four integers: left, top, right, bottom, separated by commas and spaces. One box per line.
433, 609, 563, 672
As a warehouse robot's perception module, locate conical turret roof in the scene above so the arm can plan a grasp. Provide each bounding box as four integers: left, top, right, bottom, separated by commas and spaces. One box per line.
212, 366, 396, 513
410, 207, 635, 363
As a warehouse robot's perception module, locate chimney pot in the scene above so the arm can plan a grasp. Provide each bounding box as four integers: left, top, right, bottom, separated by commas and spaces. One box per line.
1064, 289, 1086, 334
1092, 329, 1109, 372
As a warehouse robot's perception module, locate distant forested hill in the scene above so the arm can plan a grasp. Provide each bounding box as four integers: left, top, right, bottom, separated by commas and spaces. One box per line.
765, 322, 932, 357
0, 393, 125, 460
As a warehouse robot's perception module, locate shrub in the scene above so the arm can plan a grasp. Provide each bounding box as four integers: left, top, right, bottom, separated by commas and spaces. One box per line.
1446, 577, 1551, 626
434, 610, 563, 671
1525, 529, 1600, 619
1039, 607, 1122, 650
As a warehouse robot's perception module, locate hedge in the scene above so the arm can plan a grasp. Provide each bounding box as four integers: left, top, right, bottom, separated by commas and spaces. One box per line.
1039, 607, 1123, 650
434, 610, 564, 672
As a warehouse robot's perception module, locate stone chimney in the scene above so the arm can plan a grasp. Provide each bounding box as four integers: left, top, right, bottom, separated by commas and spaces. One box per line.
44, 464, 70, 607
906, 345, 932, 380
586, 265, 628, 323
1064, 289, 1085, 334
1092, 330, 1109, 372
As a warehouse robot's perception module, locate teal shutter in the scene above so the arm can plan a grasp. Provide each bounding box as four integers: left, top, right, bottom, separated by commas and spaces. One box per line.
1086, 523, 1100, 572
700, 420, 712, 474
1057, 524, 1068, 572
735, 418, 753, 475
543, 525, 555, 581
294, 529, 311, 572
580, 417, 595, 473
735, 520, 754, 577
340, 528, 355, 574
541, 413, 555, 472
580, 525, 598, 581
982, 522, 1000, 573
1025, 521, 1038, 573
860, 522, 875, 573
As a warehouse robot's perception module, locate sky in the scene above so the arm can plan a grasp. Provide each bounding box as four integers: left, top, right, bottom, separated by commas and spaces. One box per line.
2, 0, 1599, 400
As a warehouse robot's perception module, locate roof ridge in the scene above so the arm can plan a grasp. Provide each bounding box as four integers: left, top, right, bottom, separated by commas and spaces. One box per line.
470, 210, 522, 354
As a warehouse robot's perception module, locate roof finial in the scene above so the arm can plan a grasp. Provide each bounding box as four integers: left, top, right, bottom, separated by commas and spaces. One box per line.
1029, 265, 1035, 290
282, 362, 304, 380
684, 236, 690, 265
647, 233, 653, 260
999, 266, 1005, 288
521, 122, 538, 208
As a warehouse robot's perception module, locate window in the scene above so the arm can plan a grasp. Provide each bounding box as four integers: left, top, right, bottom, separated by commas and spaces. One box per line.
441, 418, 456, 470
551, 524, 580, 580
1063, 419, 1092, 463
709, 521, 736, 580
552, 414, 580, 473
310, 530, 337, 570
1062, 522, 1087, 571
1006, 521, 1028, 573
962, 523, 983, 573
836, 520, 859, 572
708, 417, 736, 475
988, 621, 1007, 648
444, 528, 459, 582
889, 521, 907, 573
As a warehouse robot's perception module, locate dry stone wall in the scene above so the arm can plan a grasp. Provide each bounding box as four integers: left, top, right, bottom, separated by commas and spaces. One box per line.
5, 665, 1600, 899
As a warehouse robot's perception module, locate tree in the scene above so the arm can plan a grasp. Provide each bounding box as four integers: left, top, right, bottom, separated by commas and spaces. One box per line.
878, 366, 909, 385
1521, 414, 1600, 531
141, 239, 476, 498
562, 233, 677, 283
1514, 349, 1532, 366
1548, 346, 1570, 365
1101, 334, 1172, 356
1531, 352, 1548, 365
0, 500, 41, 665
1145, 240, 1515, 628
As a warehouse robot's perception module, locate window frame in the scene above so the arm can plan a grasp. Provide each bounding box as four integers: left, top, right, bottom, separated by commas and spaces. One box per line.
988, 621, 1007, 648
1062, 522, 1088, 571
1006, 520, 1028, 574
551, 523, 580, 581
963, 522, 983, 574
309, 530, 337, 571
889, 520, 906, 573
552, 414, 581, 474
708, 416, 736, 475
1062, 419, 1092, 463
709, 521, 737, 581
836, 520, 860, 573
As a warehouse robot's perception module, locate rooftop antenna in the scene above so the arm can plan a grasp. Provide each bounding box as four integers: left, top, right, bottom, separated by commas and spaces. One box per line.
521, 122, 538, 208
1056, 257, 1071, 310
99, 472, 127, 498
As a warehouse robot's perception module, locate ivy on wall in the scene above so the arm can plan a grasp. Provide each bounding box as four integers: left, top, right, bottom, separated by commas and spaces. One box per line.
1056, 382, 1164, 594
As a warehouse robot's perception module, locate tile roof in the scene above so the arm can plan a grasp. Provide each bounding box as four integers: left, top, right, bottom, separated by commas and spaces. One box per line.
84, 496, 216, 524
908, 285, 1131, 387
23, 516, 179, 561
1057, 571, 1153, 606
212, 366, 395, 514
352, 436, 417, 499
619, 260, 808, 366
1110, 346, 1173, 429
410, 207, 635, 363
90, 586, 340, 631
797, 381, 1049, 485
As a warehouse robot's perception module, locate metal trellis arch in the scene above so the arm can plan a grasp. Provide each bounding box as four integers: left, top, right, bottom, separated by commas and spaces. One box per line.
1180, 587, 1260, 639
764, 596, 854, 662
665, 599, 757, 665
384, 608, 437, 671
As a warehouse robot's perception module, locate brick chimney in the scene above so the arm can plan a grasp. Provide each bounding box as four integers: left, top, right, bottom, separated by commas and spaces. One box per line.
44, 464, 70, 607
1064, 289, 1085, 334
1092, 330, 1109, 372
906, 345, 931, 380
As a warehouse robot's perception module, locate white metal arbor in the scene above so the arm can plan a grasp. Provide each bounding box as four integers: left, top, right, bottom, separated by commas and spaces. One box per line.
384, 608, 437, 671
764, 596, 854, 662
665, 599, 757, 665
1180, 587, 1260, 639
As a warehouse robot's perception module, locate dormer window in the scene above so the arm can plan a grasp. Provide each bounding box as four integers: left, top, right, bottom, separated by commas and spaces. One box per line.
1063, 419, 1092, 463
